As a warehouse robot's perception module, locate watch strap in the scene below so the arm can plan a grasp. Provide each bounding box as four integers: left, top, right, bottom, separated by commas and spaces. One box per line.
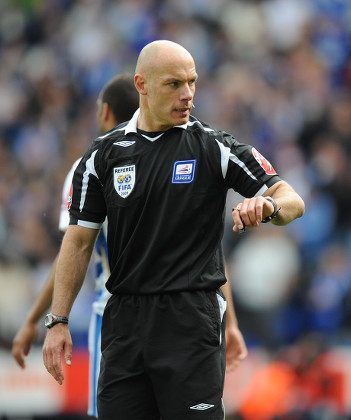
262, 196, 281, 223
45, 313, 69, 328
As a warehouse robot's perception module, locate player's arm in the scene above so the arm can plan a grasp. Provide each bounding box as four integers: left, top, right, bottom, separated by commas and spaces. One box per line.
220, 267, 248, 372
12, 160, 80, 368
43, 224, 99, 385
12, 255, 59, 368
263, 180, 305, 225
233, 180, 305, 232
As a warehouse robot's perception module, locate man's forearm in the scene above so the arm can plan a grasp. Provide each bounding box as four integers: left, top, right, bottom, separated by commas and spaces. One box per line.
26, 255, 58, 323
264, 180, 305, 226
51, 226, 98, 317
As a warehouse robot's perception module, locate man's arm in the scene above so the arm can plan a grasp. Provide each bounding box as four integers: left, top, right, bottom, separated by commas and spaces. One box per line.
220, 268, 248, 372
13, 160, 81, 369
12, 256, 59, 368
232, 180, 305, 232
43, 225, 99, 385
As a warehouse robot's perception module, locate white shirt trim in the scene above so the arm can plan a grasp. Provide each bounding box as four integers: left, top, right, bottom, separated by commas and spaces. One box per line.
215, 139, 258, 181
77, 220, 102, 229
79, 150, 99, 212
123, 109, 212, 134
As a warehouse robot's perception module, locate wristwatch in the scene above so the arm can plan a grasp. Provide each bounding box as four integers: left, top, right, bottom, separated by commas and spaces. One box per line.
44, 313, 69, 329
261, 196, 281, 223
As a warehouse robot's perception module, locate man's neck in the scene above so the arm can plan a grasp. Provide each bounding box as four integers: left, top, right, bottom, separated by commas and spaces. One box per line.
137, 112, 173, 133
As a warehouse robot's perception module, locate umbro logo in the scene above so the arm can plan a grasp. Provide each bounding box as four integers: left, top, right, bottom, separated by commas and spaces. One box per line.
113, 141, 135, 147
190, 403, 215, 411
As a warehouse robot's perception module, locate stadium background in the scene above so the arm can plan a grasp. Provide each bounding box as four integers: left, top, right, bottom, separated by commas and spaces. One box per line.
0, 0, 350, 419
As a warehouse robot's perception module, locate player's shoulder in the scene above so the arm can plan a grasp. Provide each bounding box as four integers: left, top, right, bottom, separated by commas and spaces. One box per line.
187, 115, 216, 135
97, 121, 131, 144
86, 121, 134, 157
187, 115, 237, 146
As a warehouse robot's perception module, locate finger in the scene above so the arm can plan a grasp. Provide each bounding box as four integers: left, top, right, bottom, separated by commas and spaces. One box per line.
52, 349, 64, 384
226, 357, 241, 372
237, 350, 248, 361
12, 343, 26, 369
23, 342, 31, 357
255, 197, 265, 223
64, 342, 72, 366
236, 199, 251, 227
43, 346, 63, 385
48, 361, 63, 385
232, 206, 245, 231
246, 199, 260, 226
239, 198, 258, 227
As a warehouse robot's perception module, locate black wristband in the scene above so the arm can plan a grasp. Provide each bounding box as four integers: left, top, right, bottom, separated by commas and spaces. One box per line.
261, 196, 281, 223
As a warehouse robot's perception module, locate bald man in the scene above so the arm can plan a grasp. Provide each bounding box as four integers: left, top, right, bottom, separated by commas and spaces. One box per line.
43, 40, 305, 420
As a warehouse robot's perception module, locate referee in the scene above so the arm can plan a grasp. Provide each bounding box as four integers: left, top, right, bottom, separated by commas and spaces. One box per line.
43, 40, 305, 420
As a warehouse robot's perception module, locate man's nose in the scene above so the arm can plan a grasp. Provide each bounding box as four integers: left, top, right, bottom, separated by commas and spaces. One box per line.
180, 83, 194, 101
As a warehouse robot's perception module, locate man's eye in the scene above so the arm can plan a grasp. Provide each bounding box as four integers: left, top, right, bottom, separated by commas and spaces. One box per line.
169, 82, 178, 87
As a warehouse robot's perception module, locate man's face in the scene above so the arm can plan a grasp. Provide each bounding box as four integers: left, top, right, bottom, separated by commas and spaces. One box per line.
144, 58, 198, 131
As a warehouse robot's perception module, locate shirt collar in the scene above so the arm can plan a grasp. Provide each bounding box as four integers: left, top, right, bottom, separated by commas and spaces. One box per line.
124, 108, 139, 134
124, 108, 189, 134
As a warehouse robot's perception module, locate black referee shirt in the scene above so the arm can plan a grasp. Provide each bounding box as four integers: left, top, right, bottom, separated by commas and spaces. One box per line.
69, 109, 281, 294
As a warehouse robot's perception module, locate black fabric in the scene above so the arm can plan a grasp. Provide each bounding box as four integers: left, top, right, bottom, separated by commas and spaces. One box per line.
97, 290, 226, 420
69, 115, 281, 294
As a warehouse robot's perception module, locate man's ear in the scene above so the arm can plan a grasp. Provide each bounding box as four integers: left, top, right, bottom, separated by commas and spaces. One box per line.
102, 102, 110, 121
134, 74, 147, 95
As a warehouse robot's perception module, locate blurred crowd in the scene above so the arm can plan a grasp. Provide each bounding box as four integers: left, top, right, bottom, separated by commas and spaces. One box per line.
0, 0, 351, 376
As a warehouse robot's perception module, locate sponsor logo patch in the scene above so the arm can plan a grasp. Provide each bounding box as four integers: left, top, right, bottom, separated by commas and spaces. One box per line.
65, 184, 73, 211
190, 403, 215, 411
172, 159, 196, 184
252, 148, 277, 175
113, 141, 135, 147
113, 165, 135, 198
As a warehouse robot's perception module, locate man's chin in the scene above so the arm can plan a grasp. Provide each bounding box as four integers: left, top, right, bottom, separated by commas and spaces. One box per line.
173, 114, 190, 126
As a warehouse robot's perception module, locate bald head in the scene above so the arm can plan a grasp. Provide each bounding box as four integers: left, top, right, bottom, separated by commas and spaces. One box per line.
135, 40, 195, 78
134, 40, 198, 131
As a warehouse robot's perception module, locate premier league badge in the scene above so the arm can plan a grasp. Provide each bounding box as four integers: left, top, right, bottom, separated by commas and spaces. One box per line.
172, 159, 196, 184
114, 165, 135, 198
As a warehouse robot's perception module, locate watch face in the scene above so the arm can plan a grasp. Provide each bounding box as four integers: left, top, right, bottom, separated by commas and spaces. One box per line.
45, 314, 55, 328
45, 313, 68, 328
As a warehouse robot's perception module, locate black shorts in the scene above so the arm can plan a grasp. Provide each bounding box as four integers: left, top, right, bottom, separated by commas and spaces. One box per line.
97, 289, 227, 420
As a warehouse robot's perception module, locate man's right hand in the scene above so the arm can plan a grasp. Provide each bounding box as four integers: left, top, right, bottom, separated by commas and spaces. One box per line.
42, 323, 72, 385
12, 321, 38, 369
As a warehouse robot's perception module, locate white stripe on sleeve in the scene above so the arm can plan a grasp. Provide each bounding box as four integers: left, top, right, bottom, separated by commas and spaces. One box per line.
215, 139, 258, 181
79, 150, 99, 212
